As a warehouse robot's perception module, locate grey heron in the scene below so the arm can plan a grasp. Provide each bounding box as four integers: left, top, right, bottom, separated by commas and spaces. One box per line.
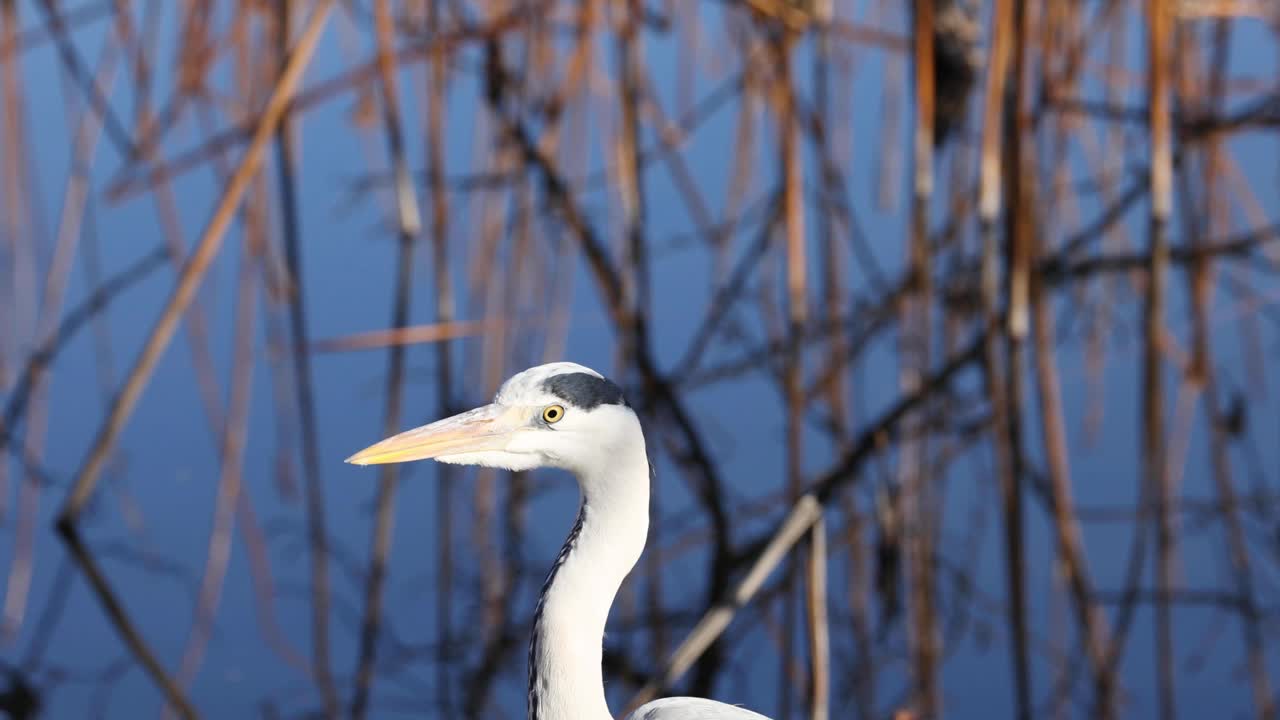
347, 362, 770, 720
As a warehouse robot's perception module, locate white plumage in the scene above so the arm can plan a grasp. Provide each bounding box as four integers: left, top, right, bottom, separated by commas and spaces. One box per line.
630, 697, 771, 719
348, 362, 770, 720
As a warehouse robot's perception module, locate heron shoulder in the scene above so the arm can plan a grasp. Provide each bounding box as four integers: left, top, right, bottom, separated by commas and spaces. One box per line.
627, 697, 772, 720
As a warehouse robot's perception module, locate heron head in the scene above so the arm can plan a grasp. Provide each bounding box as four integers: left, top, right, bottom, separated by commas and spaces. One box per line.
345, 362, 642, 475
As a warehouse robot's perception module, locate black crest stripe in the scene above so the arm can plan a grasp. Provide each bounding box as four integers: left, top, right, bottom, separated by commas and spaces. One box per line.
541, 372, 625, 410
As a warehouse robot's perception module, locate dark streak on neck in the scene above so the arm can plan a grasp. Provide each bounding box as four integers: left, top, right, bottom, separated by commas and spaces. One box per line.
527, 503, 588, 720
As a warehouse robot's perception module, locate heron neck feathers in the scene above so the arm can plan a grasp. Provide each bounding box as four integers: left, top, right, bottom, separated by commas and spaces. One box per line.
528, 441, 650, 720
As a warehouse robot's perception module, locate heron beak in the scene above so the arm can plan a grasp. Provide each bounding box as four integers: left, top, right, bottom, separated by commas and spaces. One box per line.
345, 404, 528, 465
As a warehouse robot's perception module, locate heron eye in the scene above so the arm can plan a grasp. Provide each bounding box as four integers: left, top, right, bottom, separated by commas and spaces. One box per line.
542, 405, 565, 424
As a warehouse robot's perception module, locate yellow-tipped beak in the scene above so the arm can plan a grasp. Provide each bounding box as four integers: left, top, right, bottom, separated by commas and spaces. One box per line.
345, 404, 527, 465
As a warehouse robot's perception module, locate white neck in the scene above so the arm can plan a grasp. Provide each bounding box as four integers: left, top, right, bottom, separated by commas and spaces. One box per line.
527, 439, 650, 720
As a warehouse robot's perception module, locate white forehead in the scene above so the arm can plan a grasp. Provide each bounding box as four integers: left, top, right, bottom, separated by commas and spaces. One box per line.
494, 362, 603, 405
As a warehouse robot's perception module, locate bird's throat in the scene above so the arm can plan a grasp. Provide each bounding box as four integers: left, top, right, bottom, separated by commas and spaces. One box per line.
527, 454, 650, 720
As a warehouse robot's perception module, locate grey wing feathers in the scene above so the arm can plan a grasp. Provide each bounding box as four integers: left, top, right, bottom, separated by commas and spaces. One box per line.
627, 697, 772, 720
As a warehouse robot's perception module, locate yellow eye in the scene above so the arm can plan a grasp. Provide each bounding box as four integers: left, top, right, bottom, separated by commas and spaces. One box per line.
542, 405, 565, 424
